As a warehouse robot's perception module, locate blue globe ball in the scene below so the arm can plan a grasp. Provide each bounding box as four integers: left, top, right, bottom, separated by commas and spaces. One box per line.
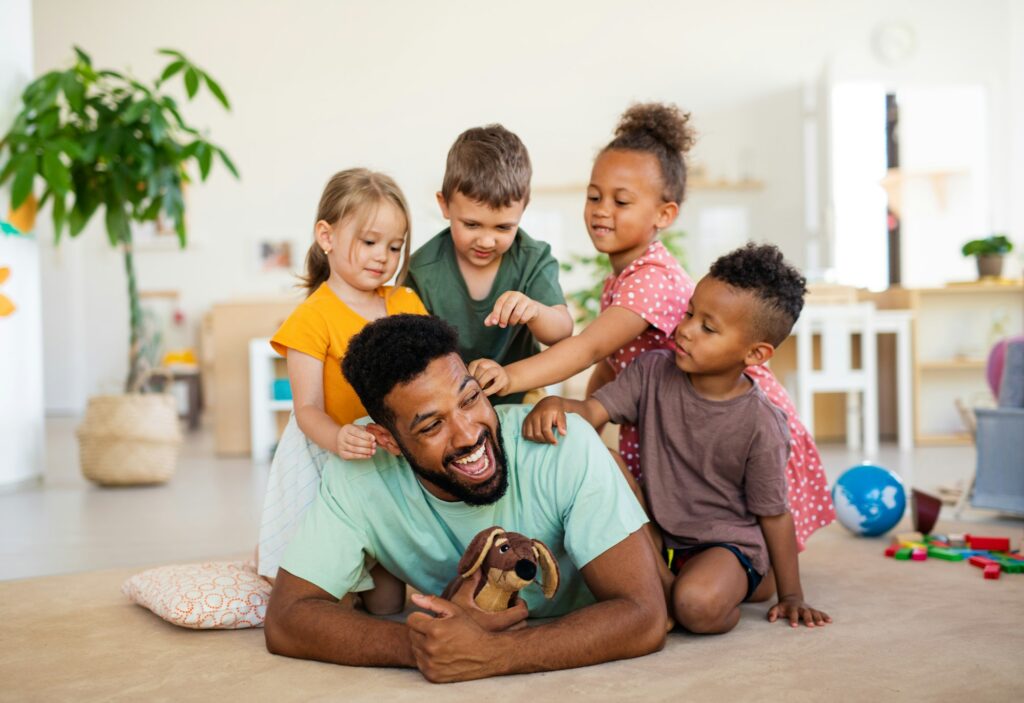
831, 464, 907, 537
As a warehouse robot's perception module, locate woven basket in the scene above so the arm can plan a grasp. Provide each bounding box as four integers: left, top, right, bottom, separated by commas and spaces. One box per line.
77, 393, 182, 485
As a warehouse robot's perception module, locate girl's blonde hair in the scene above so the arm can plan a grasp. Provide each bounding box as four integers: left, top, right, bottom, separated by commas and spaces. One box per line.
301, 168, 412, 295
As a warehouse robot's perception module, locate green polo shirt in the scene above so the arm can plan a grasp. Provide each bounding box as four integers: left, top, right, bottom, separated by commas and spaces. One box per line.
407, 228, 566, 404
280, 405, 648, 618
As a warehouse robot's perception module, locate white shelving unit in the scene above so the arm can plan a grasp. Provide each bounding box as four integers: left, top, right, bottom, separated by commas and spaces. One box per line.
249, 338, 292, 463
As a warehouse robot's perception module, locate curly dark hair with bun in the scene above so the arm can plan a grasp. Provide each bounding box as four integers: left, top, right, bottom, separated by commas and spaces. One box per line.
708, 243, 807, 347
605, 102, 696, 204
342, 314, 460, 430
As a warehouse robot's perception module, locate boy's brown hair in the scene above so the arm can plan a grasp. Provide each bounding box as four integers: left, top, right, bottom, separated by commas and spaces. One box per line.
441, 125, 532, 209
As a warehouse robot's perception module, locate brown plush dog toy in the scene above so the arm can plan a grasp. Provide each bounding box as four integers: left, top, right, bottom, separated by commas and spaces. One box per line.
442, 526, 560, 613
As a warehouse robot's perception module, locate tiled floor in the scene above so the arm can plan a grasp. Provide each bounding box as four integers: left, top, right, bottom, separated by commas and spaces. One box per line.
0, 418, 1016, 581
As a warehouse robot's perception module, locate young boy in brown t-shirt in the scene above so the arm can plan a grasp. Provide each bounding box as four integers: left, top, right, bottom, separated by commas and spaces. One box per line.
522, 243, 831, 634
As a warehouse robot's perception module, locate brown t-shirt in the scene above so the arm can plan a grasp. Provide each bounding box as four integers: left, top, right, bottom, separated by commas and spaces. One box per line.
594, 350, 790, 575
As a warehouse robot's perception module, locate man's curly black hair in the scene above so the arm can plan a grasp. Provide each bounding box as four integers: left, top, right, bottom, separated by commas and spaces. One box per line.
708, 243, 807, 347
342, 314, 459, 430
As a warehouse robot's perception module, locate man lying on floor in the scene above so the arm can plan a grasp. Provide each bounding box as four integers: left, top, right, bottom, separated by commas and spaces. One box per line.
264, 314, 665, 683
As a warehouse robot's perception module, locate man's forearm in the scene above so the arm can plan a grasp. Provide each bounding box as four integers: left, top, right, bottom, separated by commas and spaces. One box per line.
265, 597, 415, 668
486, 595, 665, 676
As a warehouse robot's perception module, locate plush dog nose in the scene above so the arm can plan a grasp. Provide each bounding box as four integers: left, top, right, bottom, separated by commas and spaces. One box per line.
515, 559, 537, 581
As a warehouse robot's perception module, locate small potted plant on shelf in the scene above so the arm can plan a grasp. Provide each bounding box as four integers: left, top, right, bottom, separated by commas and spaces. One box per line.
0, 47, 238, 485
961, 234, 1014, 280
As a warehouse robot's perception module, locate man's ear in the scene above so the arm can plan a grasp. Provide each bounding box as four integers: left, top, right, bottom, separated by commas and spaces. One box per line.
436, 192, 450, 220
655, 200, 679, 231
744, 341, 775, 368
366, 423, 401, 456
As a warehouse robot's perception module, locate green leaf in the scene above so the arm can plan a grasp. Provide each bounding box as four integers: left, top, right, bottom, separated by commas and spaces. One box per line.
159, 60, 186, 85
73, 46, 92, 66
203, 73, 230, 110
42, 149, 71, 195
52, 193, 67, 239
197, 142, 212, 180
11, 151, 37, 209
184, 68, 200, 98
105, 202, 130, 246
61, 72, 85, 112
157, 48, 185, 59
122, 99, 149, 124
55, 139, 84, 160
215, 147, 239, 179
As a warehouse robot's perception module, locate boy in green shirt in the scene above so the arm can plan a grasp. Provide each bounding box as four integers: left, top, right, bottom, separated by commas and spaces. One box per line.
407, 125, 573, 404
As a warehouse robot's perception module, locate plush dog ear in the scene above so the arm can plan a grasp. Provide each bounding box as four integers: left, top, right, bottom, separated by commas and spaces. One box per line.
532, 540, 560, 599
458, 527, 504, 579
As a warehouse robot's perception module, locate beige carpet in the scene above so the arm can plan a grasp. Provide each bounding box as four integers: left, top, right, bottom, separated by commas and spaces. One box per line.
1, 518, 1021, 702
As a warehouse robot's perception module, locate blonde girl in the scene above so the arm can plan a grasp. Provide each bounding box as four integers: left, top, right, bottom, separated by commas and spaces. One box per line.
258, 169, 428, 580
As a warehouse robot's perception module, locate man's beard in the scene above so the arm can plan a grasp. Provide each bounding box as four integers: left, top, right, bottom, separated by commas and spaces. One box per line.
395, 418, 509, 506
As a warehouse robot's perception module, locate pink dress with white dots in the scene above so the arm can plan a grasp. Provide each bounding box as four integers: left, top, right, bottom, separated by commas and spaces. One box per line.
599, 241, 834, 549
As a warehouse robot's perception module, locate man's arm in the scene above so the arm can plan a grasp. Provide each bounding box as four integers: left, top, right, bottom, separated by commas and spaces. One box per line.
406, 528, 666, 683
264, 568, 416, 667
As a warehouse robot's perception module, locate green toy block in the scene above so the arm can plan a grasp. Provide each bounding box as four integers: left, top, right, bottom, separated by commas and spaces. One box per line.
894, 547, 913, 560
995, 558, 1024, 574
927, 547, 965, 561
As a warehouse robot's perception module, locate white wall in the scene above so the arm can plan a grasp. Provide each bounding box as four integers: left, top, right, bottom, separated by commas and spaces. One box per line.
1, 0, 45, 485
28, 0, 1021, 412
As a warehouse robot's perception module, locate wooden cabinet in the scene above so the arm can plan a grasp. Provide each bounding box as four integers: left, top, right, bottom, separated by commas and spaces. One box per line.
911, 282, 1023, 444
206, 297, 301, 456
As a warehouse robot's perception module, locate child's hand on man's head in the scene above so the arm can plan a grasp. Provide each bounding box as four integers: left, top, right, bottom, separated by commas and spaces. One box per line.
522, 397, 569, 444
767, 596, 832, 629
468, 358, 510, 397
336, 423, 376, 460
485, 291, 539, 328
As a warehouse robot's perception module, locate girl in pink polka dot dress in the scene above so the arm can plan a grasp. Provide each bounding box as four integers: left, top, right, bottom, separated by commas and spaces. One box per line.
470, 103, 833, 549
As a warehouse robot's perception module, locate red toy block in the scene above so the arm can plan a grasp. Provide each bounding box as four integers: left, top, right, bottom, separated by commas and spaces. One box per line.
969, 555, 998, 569
911, 548, 927, 561
1004, 552, 1024, 562
967, 535, 1011, 552
884, 545, 898, 557
983, 564, 1001, 580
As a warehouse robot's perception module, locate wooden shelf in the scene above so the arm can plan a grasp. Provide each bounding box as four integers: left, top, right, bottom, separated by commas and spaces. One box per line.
919, 359, 987, 371
916, 281, 1023, 294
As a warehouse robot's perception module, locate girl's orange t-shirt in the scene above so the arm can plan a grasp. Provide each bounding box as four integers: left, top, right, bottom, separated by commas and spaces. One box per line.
271, 283, 428, 425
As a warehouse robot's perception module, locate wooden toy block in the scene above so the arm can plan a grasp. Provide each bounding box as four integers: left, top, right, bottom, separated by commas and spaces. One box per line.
967, 535, 1011, 552
894, 547, 913, 560
900, 541, 929, 550
948, 534, 968, 548
994, 558, 1024, 574
969, 555, 998, 569
896, 531, 925, 544
983, 564, 1001, 580
927, 547, 965, 561
911, 548, 927, 561
884, 545, 898, 557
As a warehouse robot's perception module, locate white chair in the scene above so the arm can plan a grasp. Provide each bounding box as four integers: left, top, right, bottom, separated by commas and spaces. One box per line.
795, 303, 879, 457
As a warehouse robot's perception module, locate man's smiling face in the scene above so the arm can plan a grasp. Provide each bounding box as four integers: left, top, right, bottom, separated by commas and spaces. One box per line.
381, 353, 508, 505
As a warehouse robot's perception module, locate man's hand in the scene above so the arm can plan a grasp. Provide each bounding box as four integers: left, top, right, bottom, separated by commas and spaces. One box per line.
407, 593, 523, 683
485, 291, 539, 329
468, 358, 510, 397
523, 397, 569, 444
336, 423, 376, 459
767, 595, 832, 629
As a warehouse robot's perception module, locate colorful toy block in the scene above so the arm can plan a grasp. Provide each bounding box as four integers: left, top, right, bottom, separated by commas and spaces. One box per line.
948, 533, 968, 548
967, 535, 1012, 552
896, 531, 925, 545
884, 545, 898, 557
911, 548, 927, 561
983, 564, 1001, 580
927, 547, 965, 561
969, 555, 999, 569
894, 547, 913, 560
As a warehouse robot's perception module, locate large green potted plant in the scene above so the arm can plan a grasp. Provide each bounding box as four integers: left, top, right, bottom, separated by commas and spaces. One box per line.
962, 234, 1013, 279
0, 47, 238, 485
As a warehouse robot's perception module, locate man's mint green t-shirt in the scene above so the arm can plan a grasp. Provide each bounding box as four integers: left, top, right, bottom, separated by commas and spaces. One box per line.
407, 228, 566, 405
280, 405, 648, 618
